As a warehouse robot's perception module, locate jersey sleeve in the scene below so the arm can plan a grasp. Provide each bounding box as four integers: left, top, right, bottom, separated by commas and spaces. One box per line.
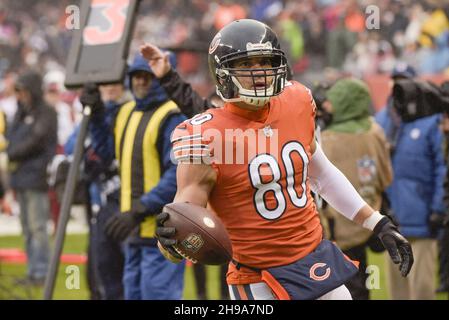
305, 85, 317, 143
170, 115, 214, 165
291, 82, 317, 144
304, 86, 317, 120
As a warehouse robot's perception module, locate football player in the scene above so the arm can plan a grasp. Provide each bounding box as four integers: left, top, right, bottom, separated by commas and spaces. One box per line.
156, 19, 413, 300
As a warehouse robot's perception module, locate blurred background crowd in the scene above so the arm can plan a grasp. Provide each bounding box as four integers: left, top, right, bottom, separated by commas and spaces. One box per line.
2, 0, 449, 94
1, 0, 449, 300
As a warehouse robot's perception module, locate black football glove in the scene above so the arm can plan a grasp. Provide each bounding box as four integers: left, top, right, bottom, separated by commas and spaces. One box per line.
373, 216, 414, 277
155, 211, 183, 260
105, 210, 148, 242
79, 83, 104, 115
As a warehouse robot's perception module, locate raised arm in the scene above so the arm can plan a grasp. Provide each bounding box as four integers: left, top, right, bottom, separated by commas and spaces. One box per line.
140, 43, 213, 117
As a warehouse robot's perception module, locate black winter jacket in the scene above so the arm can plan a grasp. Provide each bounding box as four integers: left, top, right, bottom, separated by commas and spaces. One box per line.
159, 69, 213, 117
7, 102, 57, 191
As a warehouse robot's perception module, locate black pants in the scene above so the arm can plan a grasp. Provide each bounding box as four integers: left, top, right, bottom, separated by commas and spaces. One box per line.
438, 228, 449, 291
343, 243, 369, 300
91, 201, 125, 300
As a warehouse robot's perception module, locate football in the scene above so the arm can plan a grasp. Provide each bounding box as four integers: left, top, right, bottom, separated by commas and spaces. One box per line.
162, 202, 233, 265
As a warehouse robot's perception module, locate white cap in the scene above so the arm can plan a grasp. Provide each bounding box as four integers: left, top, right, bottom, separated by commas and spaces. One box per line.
43, 70, 66, 92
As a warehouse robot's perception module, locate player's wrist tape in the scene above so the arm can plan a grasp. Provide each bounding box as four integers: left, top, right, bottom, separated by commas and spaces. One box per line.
362, 211, 384, 231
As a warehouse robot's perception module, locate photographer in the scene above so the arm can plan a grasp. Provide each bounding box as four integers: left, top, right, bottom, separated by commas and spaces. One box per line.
375, 63, 446, 299
317, 78, 393, 300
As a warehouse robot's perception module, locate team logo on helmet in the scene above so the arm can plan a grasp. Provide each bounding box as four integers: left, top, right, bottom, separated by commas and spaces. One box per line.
181, 233, 204, 253
209, 33, 222, 54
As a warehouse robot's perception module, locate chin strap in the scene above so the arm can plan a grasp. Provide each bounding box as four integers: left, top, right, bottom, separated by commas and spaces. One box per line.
218, 91, 271, 108
231, 75, 274, 107
241, 95, 270, 107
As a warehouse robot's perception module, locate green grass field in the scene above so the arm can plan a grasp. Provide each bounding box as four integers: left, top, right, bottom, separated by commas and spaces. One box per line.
0, 234, 447, 300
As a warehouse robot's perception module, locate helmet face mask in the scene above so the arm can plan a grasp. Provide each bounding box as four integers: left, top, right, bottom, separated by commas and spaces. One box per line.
208, 20, 288, 108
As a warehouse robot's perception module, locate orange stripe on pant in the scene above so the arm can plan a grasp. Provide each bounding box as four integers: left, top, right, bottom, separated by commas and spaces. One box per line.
237, 285, 248, 300
261, 271, 290, 300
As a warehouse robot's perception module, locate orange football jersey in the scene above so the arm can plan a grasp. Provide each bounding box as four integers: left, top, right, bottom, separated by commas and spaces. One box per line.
171, 81, 323, 285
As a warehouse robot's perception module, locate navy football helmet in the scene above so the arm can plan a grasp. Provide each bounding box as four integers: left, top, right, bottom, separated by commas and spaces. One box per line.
208, 19, 288, 107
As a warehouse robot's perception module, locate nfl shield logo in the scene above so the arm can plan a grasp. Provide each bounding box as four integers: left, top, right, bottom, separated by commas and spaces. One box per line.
357, 156, 376, 184
181, 233, 204, 253
263, 125, 273, 137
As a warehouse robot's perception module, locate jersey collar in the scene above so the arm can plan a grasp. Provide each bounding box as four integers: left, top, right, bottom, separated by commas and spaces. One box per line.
224, 102, 270, 123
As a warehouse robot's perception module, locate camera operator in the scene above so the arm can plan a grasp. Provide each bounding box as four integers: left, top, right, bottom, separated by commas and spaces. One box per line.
375, 63, 447, 300
312, 81, 333, 132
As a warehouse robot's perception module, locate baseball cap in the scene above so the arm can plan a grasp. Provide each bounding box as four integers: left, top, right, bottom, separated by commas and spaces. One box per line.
391, 62, 417, 79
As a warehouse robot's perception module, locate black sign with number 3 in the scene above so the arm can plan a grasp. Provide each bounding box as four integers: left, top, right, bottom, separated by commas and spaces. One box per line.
65, 0, 141, 88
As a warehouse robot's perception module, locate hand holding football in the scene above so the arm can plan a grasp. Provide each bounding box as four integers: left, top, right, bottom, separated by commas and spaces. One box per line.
162, 202, 233, 265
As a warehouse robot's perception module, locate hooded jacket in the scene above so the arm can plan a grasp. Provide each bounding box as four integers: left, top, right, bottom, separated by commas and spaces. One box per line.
320, 79, 393, 249
89, 54, 186, 244
6, 71, 58, 190
325, 78, 371, 134
127, 54, 174, 111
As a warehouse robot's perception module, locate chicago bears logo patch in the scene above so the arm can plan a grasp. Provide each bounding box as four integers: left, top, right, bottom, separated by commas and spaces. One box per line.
309, 263, 331, 281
